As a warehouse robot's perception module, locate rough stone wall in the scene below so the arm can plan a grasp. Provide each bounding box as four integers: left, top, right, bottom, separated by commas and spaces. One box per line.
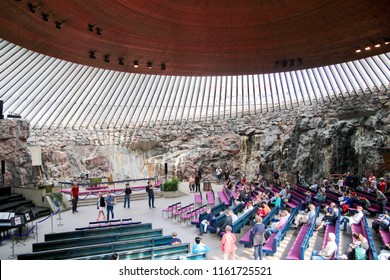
28, 88, 390, 185
0, 119, 35, 188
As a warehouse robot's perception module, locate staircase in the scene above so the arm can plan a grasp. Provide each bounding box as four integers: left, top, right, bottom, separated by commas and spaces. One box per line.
0, 193, 52, 219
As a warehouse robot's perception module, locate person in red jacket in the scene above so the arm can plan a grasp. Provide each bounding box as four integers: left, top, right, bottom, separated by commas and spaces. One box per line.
70, 182, 79, 214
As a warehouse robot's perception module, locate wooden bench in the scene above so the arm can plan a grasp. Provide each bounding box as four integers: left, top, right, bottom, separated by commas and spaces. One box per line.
33, 228, 163, 252
239, 206, 280, 248
231, 205, 259, 234
72, 243, 191, 260
218, 188, 232, 206
191, 202, 225, 226
262, 208, 298, 255
76, 220, 140, 230
18, 235, 173, 260
45, 223, 153, 242
286, 207, 319, 260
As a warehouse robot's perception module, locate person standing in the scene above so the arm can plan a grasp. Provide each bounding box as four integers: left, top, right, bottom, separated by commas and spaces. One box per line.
223, 166, 230, 182
216, 166, 223, 183
124, 183, 132, 208
96, 192, 106, 221
221, 225, 237, 260
146, 180, 155, 209
70, 182, 79, 214
195, 171, 201, 193
252, 216, 266, 260
106, 192, 116, 220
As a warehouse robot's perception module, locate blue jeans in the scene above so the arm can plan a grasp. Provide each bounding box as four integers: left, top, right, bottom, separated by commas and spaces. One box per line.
266, 227, 279, 239
107, 206, 114, 220
254, 245, 263, 260
340, 217, 349, 231
124, 194, 130, 208
311, 250, 326, 260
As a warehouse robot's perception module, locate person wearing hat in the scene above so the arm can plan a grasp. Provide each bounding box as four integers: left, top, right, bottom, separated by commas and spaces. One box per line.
311, 232, 337, 260
124, 183, 132, 208
192, 236, 210, 254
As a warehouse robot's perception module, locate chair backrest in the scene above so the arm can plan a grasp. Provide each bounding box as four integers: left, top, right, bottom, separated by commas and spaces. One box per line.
195, 194, 202, 203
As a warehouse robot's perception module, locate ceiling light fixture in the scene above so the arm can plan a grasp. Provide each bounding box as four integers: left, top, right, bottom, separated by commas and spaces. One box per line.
41, 12, 49, 22
160, 63, 166, 70
147, 61, 153, 69
27, 3, 36, 13
355, 49, 361, 53
87, 24, 95, 32
89, 50, 96, 59
297, 58, 303, 66
365, 46, 371, 51
133, 60, 139, 68
118, 57, 124, 65
103, 54, 110, 63
55, 21, 62, 29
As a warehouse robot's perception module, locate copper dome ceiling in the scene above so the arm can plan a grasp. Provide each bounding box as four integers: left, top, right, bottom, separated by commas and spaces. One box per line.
0, 0, 389, 76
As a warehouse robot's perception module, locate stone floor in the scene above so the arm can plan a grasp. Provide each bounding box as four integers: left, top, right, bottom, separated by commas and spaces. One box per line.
0, 181, 383, 260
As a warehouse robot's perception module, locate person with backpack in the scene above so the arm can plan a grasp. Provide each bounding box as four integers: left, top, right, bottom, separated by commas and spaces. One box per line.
346, 233, 369, 260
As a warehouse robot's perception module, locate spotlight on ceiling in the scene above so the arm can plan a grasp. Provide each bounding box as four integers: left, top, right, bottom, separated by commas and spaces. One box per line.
96, 27, 102, 35
147, 61, 153, 69
55, 21, 62, 29
365, 46, 371, 51
281, 60, 287, 68
27, 3, 36, 13
103, 54, 110, 63
41, 12, 49, 22
289, 59, 294, 67
297, 58, 303, 66
385, 38, 390, 45
118, 57, 125, 65
87, 24, 95, 32
160, 63, 166, 70
89, 50, 96, 59
374, 44, 380, 48
355, 49, 362, 53
133, 60, 139, 68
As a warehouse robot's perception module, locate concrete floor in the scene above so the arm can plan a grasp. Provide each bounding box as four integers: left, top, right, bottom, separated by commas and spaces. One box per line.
0, 182, 382, 260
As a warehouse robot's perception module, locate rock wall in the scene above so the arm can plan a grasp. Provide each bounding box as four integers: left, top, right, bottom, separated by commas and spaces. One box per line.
0, 119, 35, 188
27, 88, 390, 185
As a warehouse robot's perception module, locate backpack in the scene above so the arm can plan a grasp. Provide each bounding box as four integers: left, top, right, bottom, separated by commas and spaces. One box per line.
355, 246, 367, 260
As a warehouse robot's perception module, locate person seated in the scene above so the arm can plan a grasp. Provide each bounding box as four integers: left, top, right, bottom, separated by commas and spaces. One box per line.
243, 201, 254, 214
378, 242, 390, 260
302, 191, 313, 210
191, 237, 210, 254
264, 210, 290, 239
292, 204, 316, 228
269, 192, 282, 209
310, 232, 337, 260
310, 182, 319, 192
315, 190, 327, 205
199, 207, 214, 236
345, 233, 369, 260
340, 206, 364, 232
256, 202, 271, 218
217, 209, 233, 236
169, 231, 182, 245
339, 193, 354, 214
315, 202, 338, 232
